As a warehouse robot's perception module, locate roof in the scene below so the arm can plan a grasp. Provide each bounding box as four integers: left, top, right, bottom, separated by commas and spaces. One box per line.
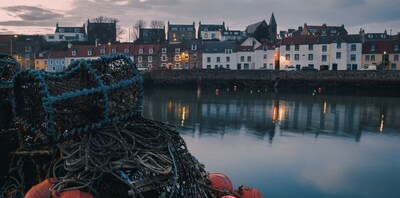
133, 44, 159, 55
237, 46, 254, 52
255, 43, 275, 51
281, 35, 317, 45
269, 13, 277, 26
246, 20, 267, 34
49, 51, 67, 59
363, 40, 400, 54
0, 35, 12, 42
203, 41, 237, 53
199, 24, 225, 32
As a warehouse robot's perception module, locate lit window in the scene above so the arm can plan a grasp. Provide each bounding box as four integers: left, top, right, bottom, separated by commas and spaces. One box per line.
285, 54, 290, 60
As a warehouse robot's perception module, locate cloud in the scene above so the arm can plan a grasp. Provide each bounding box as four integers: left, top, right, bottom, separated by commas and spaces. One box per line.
1, 5, 63, 21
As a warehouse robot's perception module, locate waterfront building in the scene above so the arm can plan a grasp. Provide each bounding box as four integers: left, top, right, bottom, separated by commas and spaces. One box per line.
11, 35, 45, 70
221, 29, 246, 42
167, 22, 196, 44
35, 51, 49, 70
45, 23, 86, 42
65, 44, 99, 65
184, 39, 203, 69
133, 44, 159, 70
254, 43, 277, 70
202, 41, 237, 69
47, 51, 67, 72
198, 22, 225, 41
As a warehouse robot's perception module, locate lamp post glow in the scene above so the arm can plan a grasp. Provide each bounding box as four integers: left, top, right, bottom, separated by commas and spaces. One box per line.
108, 42, 111, 54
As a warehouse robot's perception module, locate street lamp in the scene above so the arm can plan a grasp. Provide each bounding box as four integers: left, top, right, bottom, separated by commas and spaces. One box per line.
10, 35, 18, 56
108, 42, 111, 54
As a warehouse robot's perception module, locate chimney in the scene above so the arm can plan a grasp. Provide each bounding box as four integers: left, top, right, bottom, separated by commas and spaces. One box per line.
68, 42, 72, 49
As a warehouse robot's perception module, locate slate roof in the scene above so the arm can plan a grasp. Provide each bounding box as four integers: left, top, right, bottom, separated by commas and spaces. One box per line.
199, 24, 225, 32
203, 41, 237, 53
281, 35, 317, 45
246, 20, 267, 34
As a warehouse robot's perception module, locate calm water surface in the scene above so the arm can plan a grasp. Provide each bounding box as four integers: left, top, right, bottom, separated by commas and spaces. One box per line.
142, 87, 400, 198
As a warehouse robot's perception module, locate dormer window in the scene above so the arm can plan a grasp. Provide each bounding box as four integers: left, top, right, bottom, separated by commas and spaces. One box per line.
394, 44, 399, 51
175, 48, 180, 53
59, 28, 65, 32
149, 48, 153, 54
139, 49, 143, 54
112, 49, 116, 53
124, 48, 129, 53
191, 44, 197, 50
100, 49, 105, 54
371, 44, 376, 51
162, 48, 167, 53
88, 50, 92, 56
72, 50, 76, 56
74, 28, 80, 33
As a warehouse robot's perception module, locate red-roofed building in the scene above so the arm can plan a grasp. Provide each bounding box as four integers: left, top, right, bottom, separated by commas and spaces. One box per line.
362, 40, 400, 70
255, 43, 278, 70
133, 44, 159, 70
48, 51, 68, 72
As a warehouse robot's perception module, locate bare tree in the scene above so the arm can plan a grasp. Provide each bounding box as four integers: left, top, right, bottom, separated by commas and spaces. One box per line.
132, 19, 147, 43
150, 20, 165, 29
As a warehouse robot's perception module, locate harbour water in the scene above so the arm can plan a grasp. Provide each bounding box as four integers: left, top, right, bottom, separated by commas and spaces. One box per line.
142, 87, 400, 198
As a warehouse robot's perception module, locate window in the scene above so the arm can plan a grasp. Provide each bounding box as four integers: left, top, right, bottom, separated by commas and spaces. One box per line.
365, 55, 370, 61
175, 48, 180, 53
371, 55, 375, 61
25, 53, 30, 60
149, 49, 153, 54
100, 49, 105, 54
247, 56, 251, 62
207, 57, 211, 63
394, 44, 399, 51
371, 44, 376, 51
44, 60, 47, 65
294, 54, 299, 60
263, 54, 267, 59
191, 44, 197, 50
207, 65, 211, 69
350, 54, 356, 61
240, 56, 245, 62
124, 48, 129, 53
226, 57, 230, 62
25, 46, 32, 52
138, 56, 142, 62
308, 44, 313, 50
112, 49, 116, 53
391, 63, 396, 69
351, 44, 356, 51
50, 60, 53, 65
322, 55, 327, 62
244, 63, 249, 69
337, 43, 341, 49
394, 55, 399, 62
48, 35, 54, 39
322, 45, 327, 52
36, 60, 39, 65
52, 66, 56, 71
336, 52, 341, 59
286, 45, 290, 51
175, 55, 180, 61
59, 35, 64, 40
295, 44, 299, 51
214, 65, 218, 69
226, 64, 230, 69
88, 50, 92, 56
225, 49, 232, 54
55, 60, 59, 65
59, 28, 64, 32
139, 49, 143, 54
285, 54, 290, 61
61, 60, 64, 65
217, 57, 220, 63
72, 50, 76, 56
75, 28, 80, 33
308, 54, 313, 60
148, 56, 152, 62
162, 48, 167, 53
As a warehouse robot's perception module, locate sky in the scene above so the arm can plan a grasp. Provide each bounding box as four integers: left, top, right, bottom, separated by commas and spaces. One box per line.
0, 0, 399, 41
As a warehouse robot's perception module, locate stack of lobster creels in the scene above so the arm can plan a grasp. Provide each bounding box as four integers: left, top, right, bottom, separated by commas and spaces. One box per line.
0, 53, 264, 198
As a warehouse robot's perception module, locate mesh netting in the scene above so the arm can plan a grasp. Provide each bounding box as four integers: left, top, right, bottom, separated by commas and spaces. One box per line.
0, 53, 20, 89
13, 54, 143, 146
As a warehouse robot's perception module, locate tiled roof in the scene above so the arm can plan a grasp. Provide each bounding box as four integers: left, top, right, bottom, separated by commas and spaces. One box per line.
255, 43, 275, 50
237, 46, 254, 52
199, 24, 225, 31
281, 35, 317, 45
363, 40, 400, 54
133, 44, 159, 55
49, 51, 67, 59
0, 35, 12, 42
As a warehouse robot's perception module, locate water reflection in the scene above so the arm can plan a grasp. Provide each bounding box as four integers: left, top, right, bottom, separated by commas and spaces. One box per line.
142, 88, 400, 143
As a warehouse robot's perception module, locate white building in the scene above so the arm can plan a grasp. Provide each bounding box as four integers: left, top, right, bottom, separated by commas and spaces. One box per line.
202, 41, 237, 69
255, 44, 277, 70
198, 22, 225, 41
45, 23, 86, 42
279, 34, 362, 70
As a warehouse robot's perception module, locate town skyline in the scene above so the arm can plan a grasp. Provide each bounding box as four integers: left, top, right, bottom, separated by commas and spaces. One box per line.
1, 0, 399, 42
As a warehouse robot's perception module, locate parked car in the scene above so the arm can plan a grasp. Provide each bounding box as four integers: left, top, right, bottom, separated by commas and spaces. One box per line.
283, 66, 296, 71
301, 66, 317, 71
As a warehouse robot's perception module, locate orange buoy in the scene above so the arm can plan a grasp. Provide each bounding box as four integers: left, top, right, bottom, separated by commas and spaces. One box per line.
207, 172, 234, 198
25, 178, 54, 198
221, 196, 237, 198
51, 190, 94, 198
235, 185, 263, 198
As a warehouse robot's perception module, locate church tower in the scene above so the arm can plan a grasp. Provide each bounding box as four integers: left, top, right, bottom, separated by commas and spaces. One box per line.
269, 13, 277, 43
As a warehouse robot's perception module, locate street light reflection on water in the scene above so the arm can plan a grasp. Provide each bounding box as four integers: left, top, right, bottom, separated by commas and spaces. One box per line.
142, 88, 400, 197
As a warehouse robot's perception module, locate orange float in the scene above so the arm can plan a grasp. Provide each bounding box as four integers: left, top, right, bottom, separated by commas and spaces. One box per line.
51, 190, 94, 198
25, 178, 54, 198
207, 172, 234, 198
235, 185, 263, 198
221, 196, 237, 198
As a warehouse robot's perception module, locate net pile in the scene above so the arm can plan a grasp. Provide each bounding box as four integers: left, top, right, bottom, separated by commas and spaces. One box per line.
0, 52, 20, 89
1, 54, 213, 198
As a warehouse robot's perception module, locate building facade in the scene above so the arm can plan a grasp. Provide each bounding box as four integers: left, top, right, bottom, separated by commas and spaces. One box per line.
167, 22, 196, 43
45, 23, 86, 42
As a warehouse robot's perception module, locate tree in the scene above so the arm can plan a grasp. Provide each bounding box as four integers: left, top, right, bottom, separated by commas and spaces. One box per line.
150, 20, 164, 29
